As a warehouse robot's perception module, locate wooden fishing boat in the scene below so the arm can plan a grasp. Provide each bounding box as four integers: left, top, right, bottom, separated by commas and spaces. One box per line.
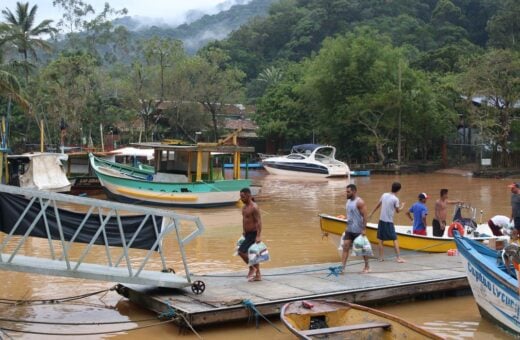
90, 139, 260, 207
319, 213, 506, 253
454, 233, 519, 335
280, 299, 443, 339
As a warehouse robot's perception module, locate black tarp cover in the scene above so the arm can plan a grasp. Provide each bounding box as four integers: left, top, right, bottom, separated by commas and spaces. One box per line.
0, 193, 161, 250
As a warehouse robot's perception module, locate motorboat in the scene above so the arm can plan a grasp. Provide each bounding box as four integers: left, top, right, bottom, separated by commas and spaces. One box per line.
261, 144, 350, 178
454, 233, 519, 335
319, 205, 509, 253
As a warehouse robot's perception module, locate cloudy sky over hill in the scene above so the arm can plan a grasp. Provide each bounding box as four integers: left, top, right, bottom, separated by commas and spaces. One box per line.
2, 0, 251, 26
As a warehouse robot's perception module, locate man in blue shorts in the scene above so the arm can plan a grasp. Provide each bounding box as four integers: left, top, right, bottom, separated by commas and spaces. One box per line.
369, 182, 406, 263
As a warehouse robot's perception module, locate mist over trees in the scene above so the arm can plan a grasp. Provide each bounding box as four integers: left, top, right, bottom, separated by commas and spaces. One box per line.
0, 0, 519, 166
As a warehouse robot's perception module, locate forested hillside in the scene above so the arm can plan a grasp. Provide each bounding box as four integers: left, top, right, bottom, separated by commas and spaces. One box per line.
116, 0, 277, 54
208, 0, 519, 164
1, 0, 519, 167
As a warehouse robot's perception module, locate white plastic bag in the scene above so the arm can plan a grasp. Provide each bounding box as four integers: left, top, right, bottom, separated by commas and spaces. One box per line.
233, 235, 245, 256
247, 242, 270, 266
352, 235, 373, 257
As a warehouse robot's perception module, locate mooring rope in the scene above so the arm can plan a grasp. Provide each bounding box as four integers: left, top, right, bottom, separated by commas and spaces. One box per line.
242, 299, 284, 333
0, 319, 176, 336
0, 316, 158, 325
0, 286, 117, 306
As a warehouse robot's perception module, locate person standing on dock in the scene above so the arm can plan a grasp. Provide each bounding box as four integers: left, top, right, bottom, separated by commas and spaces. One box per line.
432, 189, 463, 237
341, 184, 370, 273
406, 193, 429, 236
368, 182, 406, 263
509, 182, 520, 242
238, 187, 263, 282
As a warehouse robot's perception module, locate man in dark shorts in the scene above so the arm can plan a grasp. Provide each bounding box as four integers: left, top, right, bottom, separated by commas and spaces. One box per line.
369, 182, 405, 263
237, 187, 263, 282
432, 189, 462, 237
341, 184, 370, 273
509, 182, 520, 241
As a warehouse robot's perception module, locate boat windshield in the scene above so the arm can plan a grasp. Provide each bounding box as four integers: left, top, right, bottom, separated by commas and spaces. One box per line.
291, 144, 322, 154
316, 148, 334, 158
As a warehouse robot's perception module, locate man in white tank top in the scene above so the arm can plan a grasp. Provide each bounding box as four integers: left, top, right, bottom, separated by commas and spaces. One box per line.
369, 182, 405, 263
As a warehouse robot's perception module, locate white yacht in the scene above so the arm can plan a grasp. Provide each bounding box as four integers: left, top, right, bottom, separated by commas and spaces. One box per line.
261, 144, 350, 178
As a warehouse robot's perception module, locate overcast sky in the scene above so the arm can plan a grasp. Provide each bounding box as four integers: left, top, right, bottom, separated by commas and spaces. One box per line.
1, 1, 242, 26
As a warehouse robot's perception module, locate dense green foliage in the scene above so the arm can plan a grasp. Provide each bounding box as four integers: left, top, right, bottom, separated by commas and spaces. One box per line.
0, 0, 519, 166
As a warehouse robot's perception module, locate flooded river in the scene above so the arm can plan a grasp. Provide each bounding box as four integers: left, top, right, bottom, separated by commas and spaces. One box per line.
0, 171, 517, 339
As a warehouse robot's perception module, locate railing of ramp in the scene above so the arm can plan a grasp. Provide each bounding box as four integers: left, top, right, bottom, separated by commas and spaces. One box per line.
0, 184, 205, 291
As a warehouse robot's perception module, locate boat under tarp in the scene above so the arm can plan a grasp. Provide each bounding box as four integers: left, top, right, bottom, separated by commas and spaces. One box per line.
7, 153, 71, 192
0, 191, 160, 249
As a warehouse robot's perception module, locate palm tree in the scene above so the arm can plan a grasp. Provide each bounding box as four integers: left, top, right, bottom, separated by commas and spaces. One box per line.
0, 24, 29, 110
1, 2, 57, 83
0, 70, 30, 110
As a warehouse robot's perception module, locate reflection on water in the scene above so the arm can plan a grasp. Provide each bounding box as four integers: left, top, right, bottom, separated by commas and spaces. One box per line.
379, 295, 513, 340
0, 171, 518, 339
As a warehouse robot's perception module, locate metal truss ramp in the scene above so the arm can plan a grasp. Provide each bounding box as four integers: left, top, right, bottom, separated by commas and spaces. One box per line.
0, 184, 205, 291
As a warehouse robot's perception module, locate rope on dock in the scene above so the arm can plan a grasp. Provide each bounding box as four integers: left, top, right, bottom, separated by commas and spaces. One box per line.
327, 266, 344, 277
242, 299, 284, 333
158, 301, 203, 340
157, 302, 176, 320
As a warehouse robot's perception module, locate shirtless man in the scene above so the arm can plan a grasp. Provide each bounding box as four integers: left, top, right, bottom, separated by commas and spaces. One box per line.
432, 189, 462, 237
237, 187, 262, 282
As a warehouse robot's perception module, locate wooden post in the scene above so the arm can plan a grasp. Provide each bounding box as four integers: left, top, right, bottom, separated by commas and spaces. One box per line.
40, 119, 44, 152
100, 123, 104, 152
196, 150, 203, 182
187, 151, 192, 182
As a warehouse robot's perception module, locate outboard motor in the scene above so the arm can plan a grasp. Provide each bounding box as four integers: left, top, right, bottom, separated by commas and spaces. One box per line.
452, 204, 478, 234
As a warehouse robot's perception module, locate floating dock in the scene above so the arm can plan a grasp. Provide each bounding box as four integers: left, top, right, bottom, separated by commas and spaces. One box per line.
116, 252, 469, 327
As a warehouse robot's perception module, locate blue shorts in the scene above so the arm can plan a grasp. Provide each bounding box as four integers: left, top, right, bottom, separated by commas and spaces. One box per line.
377, 220, 397, 241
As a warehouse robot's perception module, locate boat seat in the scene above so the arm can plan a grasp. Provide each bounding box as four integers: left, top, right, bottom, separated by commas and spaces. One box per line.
300, 322, 391, 336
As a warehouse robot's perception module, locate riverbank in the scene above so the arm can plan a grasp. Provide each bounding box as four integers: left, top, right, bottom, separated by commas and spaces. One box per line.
352, 162, 520, 178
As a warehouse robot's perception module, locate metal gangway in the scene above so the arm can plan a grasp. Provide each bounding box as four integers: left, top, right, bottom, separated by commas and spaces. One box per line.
0, 184, 206, 293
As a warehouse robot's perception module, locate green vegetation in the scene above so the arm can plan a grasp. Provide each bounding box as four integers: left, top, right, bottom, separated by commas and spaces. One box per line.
0, 0, 519, 167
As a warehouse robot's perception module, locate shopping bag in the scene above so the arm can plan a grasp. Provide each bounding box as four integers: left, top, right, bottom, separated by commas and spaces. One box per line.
248, 242, 270, 266
233, 235, 245, 256
352, 235, 373, 257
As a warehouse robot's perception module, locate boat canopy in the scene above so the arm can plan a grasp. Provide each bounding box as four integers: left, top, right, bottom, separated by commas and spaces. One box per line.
7, 153, 71, 191
291, 144, 325, 154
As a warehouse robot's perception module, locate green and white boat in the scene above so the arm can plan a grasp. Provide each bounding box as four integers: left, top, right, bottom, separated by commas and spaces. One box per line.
89, 141, 258, 208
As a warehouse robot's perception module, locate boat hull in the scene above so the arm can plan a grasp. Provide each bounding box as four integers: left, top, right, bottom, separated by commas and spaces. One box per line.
319, 213, 501, 253
90, 153, 252, 207
454, 235, 520, 334
280, 299, 442, 339
262, 163, 347, 178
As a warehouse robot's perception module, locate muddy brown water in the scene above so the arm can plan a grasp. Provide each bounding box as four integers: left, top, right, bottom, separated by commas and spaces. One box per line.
0, 171, 517, 339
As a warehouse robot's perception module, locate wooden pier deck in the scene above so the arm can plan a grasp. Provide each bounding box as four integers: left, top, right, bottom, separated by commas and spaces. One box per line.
116, 252, 469, 327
